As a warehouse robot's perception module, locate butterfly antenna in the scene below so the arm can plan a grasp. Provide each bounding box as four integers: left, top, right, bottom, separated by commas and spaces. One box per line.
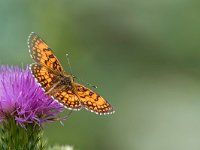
66, 53, 73, 75
76, 76, 98, 89
66, 53, 97, 89
85, 81, 98, 89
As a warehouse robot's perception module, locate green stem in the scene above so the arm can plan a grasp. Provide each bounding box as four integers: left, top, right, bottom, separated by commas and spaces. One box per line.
0, 117, 46, 150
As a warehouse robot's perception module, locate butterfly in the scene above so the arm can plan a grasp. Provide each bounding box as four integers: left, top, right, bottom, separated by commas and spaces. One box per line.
28, 32, 114, 115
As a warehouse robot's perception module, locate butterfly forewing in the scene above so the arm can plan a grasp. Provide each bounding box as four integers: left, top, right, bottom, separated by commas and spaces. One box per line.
28, 32, 64, 73
75, 83, 114, 115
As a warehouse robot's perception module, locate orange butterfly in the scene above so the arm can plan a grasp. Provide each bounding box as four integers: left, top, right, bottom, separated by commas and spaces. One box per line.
28, 32, 114, 115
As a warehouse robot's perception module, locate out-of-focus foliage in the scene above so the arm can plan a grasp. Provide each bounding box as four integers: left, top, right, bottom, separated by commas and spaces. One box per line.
0, 0, 200, 150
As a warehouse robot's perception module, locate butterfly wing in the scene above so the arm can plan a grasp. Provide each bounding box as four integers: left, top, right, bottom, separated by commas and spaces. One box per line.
74, 83, 114, 115
53, 86, 82, 111
28, 32, 64, 73
30, 63, 61, 91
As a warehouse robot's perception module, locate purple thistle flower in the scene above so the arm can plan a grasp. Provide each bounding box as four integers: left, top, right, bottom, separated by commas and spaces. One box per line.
0, 65, 64, 127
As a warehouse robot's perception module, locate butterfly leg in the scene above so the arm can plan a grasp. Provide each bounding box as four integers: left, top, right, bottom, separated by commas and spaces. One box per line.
45, 81, 61, 95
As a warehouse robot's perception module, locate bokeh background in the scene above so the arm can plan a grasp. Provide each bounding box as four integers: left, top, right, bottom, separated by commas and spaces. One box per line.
1, 0, 200, 150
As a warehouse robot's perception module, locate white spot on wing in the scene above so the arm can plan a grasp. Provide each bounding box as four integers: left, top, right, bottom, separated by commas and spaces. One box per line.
83, 105, 115, 115
50, 95, 82, 111
28, 32, 36, 59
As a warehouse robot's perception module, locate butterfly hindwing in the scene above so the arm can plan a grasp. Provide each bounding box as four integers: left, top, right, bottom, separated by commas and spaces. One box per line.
53, 86, 82, 111
30, 63, 60, 91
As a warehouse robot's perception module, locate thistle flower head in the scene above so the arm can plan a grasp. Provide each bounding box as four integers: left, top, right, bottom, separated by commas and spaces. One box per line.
0, 65, 64, 127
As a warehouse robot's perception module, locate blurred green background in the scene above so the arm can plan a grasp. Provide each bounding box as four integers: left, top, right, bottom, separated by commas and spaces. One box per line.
1, 0, 200, 150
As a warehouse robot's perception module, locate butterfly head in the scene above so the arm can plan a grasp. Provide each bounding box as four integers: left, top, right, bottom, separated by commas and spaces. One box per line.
71, 74, 76, 81
60, 74, 74, 85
